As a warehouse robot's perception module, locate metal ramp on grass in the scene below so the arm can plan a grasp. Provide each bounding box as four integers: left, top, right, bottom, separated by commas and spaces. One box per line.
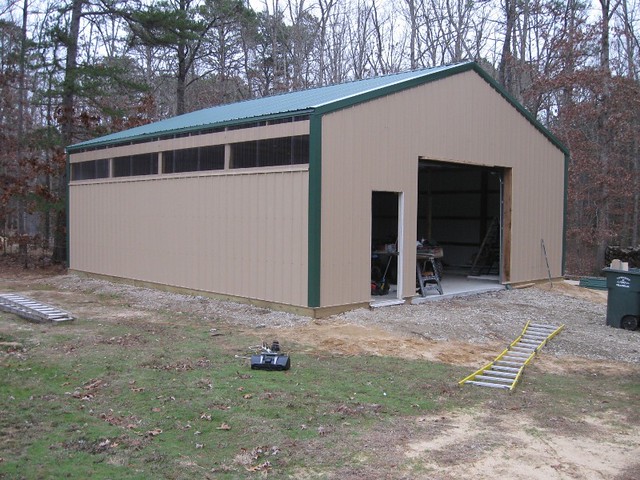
459, 321, 564, 392
0, 293, 74, 323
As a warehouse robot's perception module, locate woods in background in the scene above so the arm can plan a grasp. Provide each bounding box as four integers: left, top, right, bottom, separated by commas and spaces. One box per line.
1, 0, 639, 275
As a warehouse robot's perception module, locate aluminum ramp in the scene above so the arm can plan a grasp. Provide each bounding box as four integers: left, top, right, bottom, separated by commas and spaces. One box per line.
0, 293, 74, 323
459, 321, 564, 392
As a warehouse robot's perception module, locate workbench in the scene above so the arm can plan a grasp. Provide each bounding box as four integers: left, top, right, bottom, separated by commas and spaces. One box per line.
416, 252, 443, 296
371, 249, 443, 297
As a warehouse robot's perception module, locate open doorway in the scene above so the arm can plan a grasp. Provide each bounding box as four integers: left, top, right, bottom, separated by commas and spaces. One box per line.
371, 191, 404, 305
417, 160, 507, 294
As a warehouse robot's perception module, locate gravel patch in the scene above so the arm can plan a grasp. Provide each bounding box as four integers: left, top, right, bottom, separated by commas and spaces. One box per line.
48, 275, 311, 329
42, 275, 640, 365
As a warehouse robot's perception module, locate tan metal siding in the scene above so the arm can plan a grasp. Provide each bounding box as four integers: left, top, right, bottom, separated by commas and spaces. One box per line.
320, 70, 565, 306
70, 121, 309, 163
70, 169, 309, 306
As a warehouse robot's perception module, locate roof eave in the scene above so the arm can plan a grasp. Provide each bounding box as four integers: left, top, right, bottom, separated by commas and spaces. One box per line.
66, 108, 315, 153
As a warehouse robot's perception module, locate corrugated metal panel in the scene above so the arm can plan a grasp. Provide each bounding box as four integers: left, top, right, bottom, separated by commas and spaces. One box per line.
70, 169, 309, 307
68, 63, 469, 150
319, 70, 565, 306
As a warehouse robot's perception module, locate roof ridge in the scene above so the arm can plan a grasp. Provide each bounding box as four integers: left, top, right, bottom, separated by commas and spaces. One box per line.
71, 60, 566, 154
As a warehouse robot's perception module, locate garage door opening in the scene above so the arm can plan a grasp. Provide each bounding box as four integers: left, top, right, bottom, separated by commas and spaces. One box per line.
371, 191, 405, 306
417, 159, 509, 296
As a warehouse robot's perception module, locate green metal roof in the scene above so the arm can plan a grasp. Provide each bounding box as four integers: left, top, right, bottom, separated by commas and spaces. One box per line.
67, 61, 568, 155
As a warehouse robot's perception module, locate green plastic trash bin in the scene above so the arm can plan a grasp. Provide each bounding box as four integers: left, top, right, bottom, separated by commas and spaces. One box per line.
603, 268, 640, 330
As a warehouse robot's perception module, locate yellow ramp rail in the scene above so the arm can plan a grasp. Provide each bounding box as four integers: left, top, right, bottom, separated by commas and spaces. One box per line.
459, 321, 564, 391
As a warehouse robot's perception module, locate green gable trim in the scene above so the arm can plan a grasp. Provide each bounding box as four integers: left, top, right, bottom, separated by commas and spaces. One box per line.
307, 114, 322, 308
312, 62, 472, 116
68, 61, 567, 159
469, 65, 569, 156
310, 62, 568, 157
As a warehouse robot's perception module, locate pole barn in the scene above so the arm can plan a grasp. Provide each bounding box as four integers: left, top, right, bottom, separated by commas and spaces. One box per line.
67, 62, 568, 317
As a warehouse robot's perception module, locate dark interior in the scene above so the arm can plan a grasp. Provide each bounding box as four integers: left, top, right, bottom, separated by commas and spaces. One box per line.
417, 160, 502, 275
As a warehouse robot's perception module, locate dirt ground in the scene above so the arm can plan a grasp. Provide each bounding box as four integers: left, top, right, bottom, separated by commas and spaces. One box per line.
264, 284, 638, 479
266, 281, 616, 371
1, 266, 639, 479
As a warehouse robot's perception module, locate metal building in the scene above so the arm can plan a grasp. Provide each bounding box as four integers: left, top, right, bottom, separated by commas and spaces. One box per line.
67, 62, 567, 317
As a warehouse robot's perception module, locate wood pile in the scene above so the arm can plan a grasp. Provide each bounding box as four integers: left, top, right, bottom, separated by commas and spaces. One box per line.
605, 245, 640, 268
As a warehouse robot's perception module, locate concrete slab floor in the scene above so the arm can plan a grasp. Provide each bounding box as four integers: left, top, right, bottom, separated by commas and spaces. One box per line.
370, 273, 504, 307
412, 274, 504, 304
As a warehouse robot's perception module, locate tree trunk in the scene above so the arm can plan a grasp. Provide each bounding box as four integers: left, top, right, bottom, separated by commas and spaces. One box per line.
634, 145, 640, 246
599, 0, 611, 73
17, 0, 28, 265
499, 0, 516, 91
52, 0, 84, 265
175, 0, 188, 115
318, 0, 337, 85
177, 41, 187, 115
595, 0, 613, 270
406, 0, 417, 69
620, 0, 639, 245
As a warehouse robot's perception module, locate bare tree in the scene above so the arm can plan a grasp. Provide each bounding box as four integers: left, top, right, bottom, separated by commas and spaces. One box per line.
285, 0, 319, 89
499, 0, 517, 92
615, 0, 640, 245
50, 0, 83, 264
15, 0, 28, 251
402, 0, 420, 69
317, 0, 337, 84
369, 0, 405, 75
346, 0, 373, 79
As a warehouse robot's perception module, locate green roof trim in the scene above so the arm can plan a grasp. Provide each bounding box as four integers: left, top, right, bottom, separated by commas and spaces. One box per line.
469, 64, 569, 156
67, 61, 568, 157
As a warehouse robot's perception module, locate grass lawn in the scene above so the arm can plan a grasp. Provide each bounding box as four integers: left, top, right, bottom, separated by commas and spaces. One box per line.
1, 289, 638, 479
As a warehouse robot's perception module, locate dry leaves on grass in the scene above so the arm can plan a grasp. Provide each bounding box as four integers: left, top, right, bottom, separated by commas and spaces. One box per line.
217, 423, 231, 431
71, 378, 104, 400
235, 445, 280, 472
245, 460, 271, 472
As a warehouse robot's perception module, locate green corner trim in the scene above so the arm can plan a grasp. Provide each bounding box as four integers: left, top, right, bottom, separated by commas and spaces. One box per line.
562, 152, 569, 275
307, 114, 322, 308
66, 152, 70, 267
